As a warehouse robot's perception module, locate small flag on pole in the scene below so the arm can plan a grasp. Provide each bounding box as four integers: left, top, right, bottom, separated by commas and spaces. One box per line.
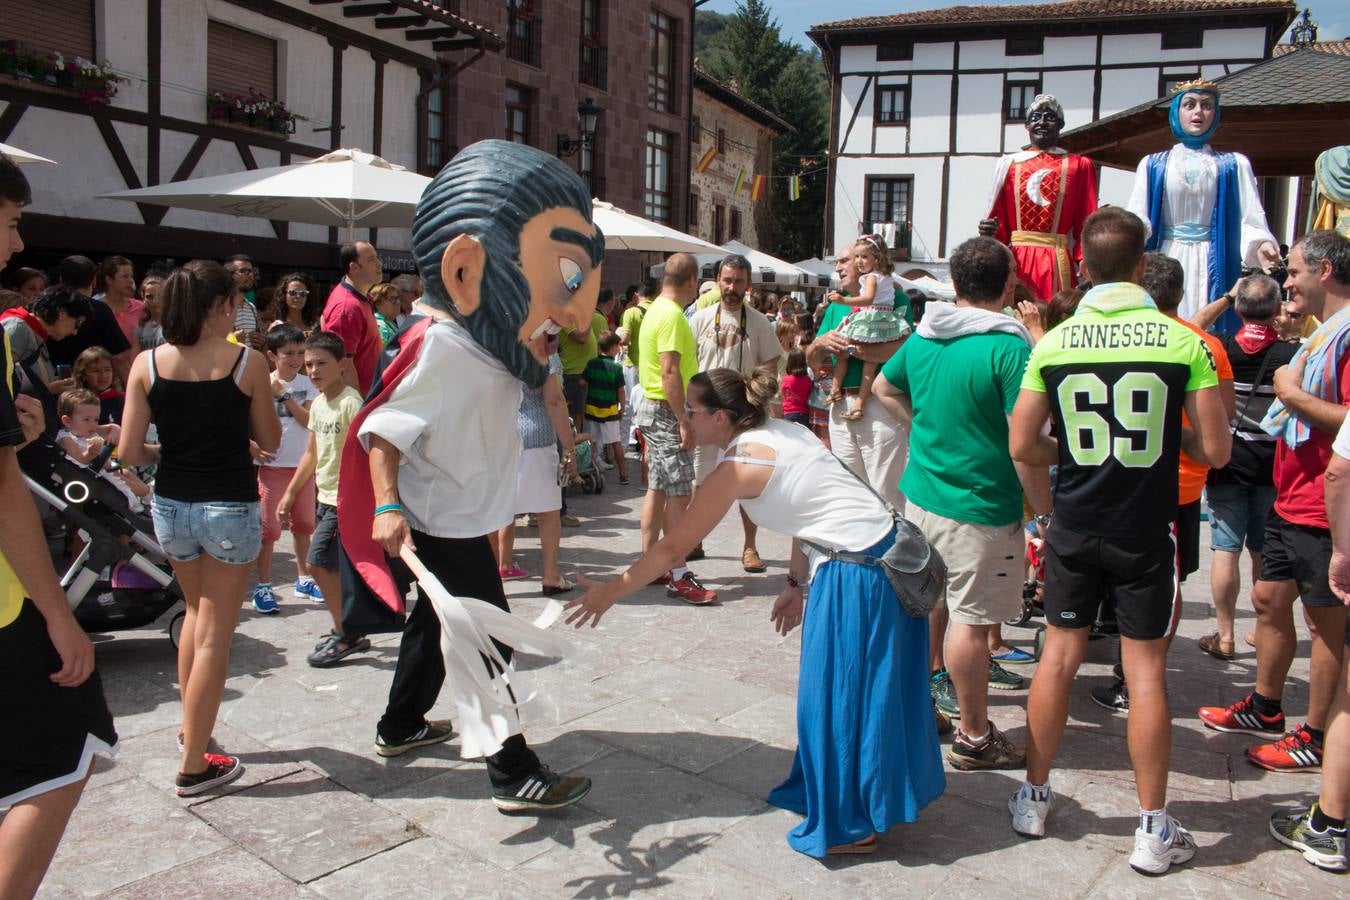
788, 175, 801, 201
695, 145, 717, 173
750, 174, 766, 202
732, 168, 746, 195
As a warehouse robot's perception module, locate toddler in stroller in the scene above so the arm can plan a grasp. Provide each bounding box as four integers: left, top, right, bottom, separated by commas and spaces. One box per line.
20, 430, 182, 646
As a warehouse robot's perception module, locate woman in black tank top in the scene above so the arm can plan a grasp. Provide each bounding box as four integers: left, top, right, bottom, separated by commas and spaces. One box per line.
119, 260, 280, 796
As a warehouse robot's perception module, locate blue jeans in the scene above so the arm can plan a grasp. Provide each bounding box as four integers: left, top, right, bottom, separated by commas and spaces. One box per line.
151, 496, 262, 565
1207, 481, 1276, 553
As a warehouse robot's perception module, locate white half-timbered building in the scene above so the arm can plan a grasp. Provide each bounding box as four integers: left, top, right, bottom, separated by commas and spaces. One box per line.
808, 0, 1298, 268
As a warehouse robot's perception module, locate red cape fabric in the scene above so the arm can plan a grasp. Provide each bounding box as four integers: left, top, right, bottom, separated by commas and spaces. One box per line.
336, 316, 433, 613
0, 306, 48, 340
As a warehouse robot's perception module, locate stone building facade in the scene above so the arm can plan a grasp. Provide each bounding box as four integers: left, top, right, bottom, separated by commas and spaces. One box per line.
689, 69, 790, 253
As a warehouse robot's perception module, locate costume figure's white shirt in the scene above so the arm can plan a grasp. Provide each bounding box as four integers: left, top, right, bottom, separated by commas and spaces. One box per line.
358, 319, 523, 538
1125, 143, 1276, 320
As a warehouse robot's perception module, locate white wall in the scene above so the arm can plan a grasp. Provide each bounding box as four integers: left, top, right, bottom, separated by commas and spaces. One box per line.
955, 74, 1002, 155
908, 75, 951, 154
948, 154, 1001, 252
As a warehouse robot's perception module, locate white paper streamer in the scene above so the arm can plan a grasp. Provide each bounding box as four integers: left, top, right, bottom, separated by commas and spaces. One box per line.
400, 547, 567, 759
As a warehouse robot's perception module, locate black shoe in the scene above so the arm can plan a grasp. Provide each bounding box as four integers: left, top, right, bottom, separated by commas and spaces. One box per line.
492, 764, 591, 814
685, 544, 706, 562
374, 720, 455, 758
175, 753, 243, 797
1091, 680, 1129, 713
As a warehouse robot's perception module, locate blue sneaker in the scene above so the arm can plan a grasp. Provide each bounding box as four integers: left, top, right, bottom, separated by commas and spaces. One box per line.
251, 584, 279, 614
294, 577, 324, 603
992, 647, 1036, 665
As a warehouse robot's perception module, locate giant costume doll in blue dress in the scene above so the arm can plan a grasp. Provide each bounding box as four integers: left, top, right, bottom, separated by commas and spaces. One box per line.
1125, 79, 1279, 334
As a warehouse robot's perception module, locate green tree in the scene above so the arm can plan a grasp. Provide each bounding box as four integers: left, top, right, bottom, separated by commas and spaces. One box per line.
769, 54, 829, 261
705, 1, 791, 106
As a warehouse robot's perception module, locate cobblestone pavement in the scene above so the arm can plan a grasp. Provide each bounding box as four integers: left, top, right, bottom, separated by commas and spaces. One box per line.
31, 458, 1339, 897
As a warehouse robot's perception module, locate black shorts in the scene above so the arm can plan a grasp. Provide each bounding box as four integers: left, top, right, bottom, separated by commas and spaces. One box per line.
1, 599, 117, 808
1176, 499, 1201, 583
1258, 511, 1338, 608
562, 374, 586, 423
308, 502, 340, 572
1042, 524, 1180, 641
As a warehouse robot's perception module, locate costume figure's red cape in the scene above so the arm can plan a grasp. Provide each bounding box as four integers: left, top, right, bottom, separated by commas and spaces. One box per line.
337, 316, 434, 615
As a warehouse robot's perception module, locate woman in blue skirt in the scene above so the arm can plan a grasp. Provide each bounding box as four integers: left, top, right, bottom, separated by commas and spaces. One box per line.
566, 367, 945, 857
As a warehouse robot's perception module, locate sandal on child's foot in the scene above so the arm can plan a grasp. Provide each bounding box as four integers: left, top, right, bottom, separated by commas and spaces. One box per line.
824, 390, 844, 405
842, 407, 865, 421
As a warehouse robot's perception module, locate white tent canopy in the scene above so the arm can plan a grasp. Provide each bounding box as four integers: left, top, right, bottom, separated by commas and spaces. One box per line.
649, 239, 815, 290
590, 200, 724, 253
0, 141, 55, 165
896, 274, 957, 301
99, 148, 429, 236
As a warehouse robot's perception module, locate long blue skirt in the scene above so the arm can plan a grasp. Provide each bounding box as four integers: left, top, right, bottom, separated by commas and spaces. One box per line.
766, 531, 946, 857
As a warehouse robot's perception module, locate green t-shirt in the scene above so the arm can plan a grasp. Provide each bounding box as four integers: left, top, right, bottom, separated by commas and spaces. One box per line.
558, 312, 603, 375
637, 296, 697, 401
310, 386, 363, 507
1022, 282, 1218, 539
695, 288, 720, 310
617, 300, 652, 367
881, 329, 1030, 526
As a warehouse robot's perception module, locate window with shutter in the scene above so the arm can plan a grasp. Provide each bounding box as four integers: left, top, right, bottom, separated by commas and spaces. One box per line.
0, 0, 95, 60
207, 21, 277, 100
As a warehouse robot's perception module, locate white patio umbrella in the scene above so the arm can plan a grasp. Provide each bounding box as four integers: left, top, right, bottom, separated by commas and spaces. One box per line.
0, 141, 56, 165
895, 273, 957, 301
591, 200, 725, 254
100, 148, 429, 238
709, 240, 814, 289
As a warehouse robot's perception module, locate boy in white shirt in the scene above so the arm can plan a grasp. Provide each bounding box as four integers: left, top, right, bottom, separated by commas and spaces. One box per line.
251, 325, 319, 613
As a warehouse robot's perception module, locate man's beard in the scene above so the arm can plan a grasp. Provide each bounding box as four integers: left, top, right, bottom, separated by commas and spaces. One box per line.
446, 254, 549, 389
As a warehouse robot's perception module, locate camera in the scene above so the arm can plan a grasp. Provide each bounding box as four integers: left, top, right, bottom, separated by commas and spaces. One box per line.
1241, 263, 1289, 285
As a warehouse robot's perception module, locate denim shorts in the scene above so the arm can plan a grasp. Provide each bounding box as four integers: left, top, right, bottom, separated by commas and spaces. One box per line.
151, 496, 262, 565
1208, 481, 1276, 553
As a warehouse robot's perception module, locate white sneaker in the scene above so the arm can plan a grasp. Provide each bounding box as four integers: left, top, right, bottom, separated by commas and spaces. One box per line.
598, 458, 614, 470
1129, 816, 1197, 875
1009, 787, 1052, 838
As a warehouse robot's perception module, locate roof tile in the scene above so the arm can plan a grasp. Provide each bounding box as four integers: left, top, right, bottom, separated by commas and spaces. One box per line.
813, 0, 1294, 32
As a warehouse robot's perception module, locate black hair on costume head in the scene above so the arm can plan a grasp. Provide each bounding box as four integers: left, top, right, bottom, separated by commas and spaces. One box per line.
411, 139, 602, 388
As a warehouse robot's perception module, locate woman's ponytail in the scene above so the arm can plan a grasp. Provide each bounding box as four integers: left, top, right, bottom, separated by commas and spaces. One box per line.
692, 366, 778, 430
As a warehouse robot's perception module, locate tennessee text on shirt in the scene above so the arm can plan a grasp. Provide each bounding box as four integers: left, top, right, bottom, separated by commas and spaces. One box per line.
1058, 320, 1170, 350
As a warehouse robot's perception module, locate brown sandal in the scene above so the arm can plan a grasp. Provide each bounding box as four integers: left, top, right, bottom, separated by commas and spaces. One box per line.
1199, 632, 1235, 661
827, 834, 878, 855
842, 407, 865, 421
824, 390, 845, 405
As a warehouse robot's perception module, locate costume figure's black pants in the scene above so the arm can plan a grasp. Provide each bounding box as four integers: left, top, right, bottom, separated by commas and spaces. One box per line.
377, 530, 540, 786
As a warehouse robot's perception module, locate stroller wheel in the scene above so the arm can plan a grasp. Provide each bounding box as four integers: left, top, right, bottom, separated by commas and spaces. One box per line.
1005, 596, 1034, 628
1034, 625, 1047, 661
169, 611, 185, 650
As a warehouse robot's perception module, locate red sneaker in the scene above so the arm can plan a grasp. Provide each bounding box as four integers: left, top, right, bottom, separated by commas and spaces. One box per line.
649, 571, 672, 587
1246, 724, 1323, 772
667, 573, 718, 605
1198, 694, 1285, 737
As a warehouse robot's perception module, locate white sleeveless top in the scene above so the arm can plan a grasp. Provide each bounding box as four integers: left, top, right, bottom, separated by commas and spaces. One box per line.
724, 419, 894, 578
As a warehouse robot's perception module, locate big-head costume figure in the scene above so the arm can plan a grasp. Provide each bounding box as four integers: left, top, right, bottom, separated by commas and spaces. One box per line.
979, 94, 1098, 301
1125, 79, 1279, 332
337, 139, 604, 813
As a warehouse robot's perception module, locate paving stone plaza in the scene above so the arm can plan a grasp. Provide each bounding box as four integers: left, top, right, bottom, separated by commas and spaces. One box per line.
34, 475, 1337, 898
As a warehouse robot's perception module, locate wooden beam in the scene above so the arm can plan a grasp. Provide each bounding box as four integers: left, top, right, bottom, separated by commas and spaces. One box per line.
374, 14, 426, 29
0, 102, 28, 142
223, 0, 433, 67
432, 36, 478, 52
343, 2, 397, 17
404, 27, 458, 41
